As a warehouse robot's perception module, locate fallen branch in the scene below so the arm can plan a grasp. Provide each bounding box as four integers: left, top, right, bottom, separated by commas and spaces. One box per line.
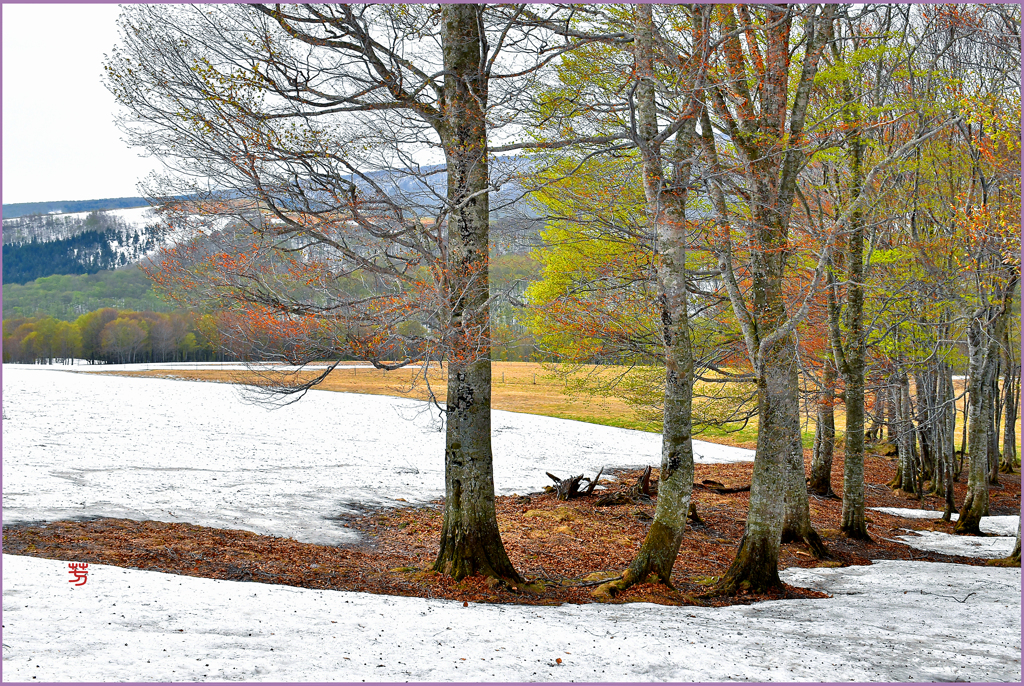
596, 467, 657, 506
571, 574, 623, 588
694, 479, 751, 494
919, 590, 977, 603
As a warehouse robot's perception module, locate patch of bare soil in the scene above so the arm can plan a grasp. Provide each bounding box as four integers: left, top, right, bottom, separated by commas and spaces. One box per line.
3, 451, 1019, 607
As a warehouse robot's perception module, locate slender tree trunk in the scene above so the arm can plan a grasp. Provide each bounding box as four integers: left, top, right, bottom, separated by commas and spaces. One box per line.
943, 362, 958, 512
894, 368, 918, 495
837, 152, 869, 537
866, 385, 883, 444
840, 368, 870, 537
808, 355, 837, 496
955, 296, 1011, 535
987, 360, 1002, 485
913, 370, 936, 490
1001, 345, 1018, 473
781, 406, 829, 557
959, 381, 969, 467
596, 3, 704, 599
433, 3, 520, 583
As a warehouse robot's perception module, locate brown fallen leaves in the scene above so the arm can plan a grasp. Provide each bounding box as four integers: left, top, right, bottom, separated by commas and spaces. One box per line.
3, 453, 1018, 607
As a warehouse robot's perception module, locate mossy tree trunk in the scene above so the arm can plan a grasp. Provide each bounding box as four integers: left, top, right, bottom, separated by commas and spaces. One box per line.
432, 3, 520, 583
717, 337, 795, 593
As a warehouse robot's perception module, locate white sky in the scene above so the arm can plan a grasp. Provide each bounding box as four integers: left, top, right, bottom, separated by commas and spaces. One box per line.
2, 4, 159, 205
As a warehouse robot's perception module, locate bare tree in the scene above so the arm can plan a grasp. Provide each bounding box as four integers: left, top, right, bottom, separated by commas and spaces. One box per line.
107, 3, 572, 583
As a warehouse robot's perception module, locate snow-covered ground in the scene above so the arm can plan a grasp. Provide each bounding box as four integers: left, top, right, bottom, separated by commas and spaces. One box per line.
870, 507, 1019, 558
2, 365, 753, 546
104, 205, 157, 227
68, 360, 365, 372
2, 556, 1018, 682
2, 364, 1020, 682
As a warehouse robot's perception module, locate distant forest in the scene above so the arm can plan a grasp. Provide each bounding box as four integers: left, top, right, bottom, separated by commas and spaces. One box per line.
1, 197, 148, 219
2, 266, 175, 320
4, 231, 132, 284
3, 307, 222, 365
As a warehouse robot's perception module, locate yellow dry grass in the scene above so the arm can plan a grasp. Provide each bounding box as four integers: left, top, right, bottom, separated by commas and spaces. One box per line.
99, 360, 662, 435
95, 361, 1021, 454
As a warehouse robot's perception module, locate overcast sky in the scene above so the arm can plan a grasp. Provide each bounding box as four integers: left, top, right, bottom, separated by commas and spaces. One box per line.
2, 4, 159, 205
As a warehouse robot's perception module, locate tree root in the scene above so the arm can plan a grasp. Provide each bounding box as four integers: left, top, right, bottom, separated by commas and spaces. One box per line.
782, 523, 831, 559
707, 534, 784, 597
840, 521, 872, 542
591, 569, 647, 602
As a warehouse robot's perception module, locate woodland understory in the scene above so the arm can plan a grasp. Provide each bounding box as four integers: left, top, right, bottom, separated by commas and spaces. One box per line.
4, 452, 1019, 608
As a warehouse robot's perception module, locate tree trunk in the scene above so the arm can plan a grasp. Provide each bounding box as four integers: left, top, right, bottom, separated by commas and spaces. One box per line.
808, 357, 836, 496
707, 4, 834, 594
432, 3, 520, 583
595, 3, 702, 599
955, 297, 1010, 535
1001, 344, 1019, 473
866, 386, 883, 444
840, 370, 870, 538
894, 369, 918, 495
913, 370, 937, 490
716, 339, 794, 593
832, 120, 871, 538
938, 362, 958, 519
988, 362, 1001, 485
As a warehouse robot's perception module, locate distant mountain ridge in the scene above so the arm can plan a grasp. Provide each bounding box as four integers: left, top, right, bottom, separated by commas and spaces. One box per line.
2, 196, 149, 219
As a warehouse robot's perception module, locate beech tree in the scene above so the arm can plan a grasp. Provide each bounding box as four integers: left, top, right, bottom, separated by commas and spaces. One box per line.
100, 317, 148, 364
513, 3, 732, 595
698, 4, 838, 593
804, 5, 964, 537
592, 3, 711, 597
699, 4, 962, 592
106, 3, 576, 583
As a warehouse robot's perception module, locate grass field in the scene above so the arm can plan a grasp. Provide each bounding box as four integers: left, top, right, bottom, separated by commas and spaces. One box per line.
103, 360, 1021, 454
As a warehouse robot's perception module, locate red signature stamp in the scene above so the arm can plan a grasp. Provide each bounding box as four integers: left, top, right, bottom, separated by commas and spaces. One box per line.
68, 562, 89, 586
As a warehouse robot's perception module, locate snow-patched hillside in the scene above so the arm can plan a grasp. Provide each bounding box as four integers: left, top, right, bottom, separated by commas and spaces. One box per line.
1, 206, 160, 245
2, 207, 167, 283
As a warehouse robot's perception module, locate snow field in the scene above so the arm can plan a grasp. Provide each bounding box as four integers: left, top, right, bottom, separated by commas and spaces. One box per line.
2, 555, 1019, 682
2, 366, 752, 546
869, 508, 1020, 558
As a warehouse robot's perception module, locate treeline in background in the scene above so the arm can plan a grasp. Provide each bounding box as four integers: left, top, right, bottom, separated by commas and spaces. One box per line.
3, 309, 219, 365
